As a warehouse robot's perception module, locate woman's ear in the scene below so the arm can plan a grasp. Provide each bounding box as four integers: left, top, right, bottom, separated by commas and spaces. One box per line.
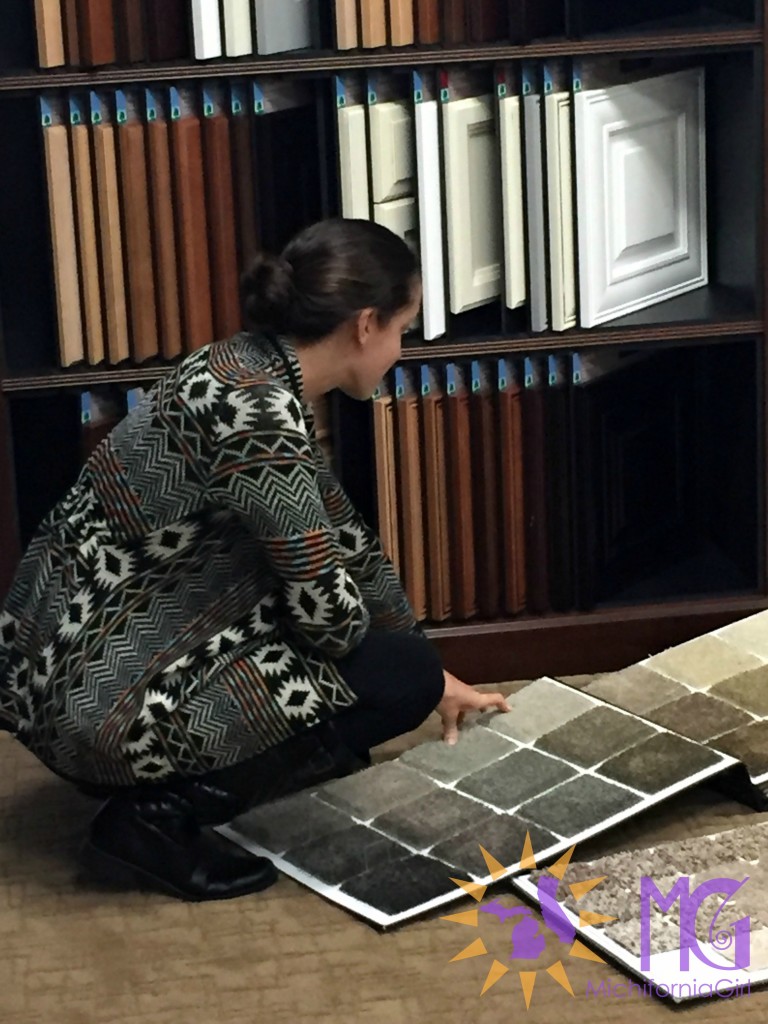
353, 307, 378, 347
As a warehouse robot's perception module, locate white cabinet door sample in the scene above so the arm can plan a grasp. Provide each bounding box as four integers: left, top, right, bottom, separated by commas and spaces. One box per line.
415, 98, 446, 340
443, 94, 502, 314
545, 91, 577, 331
369, 101, 415, 204
222, 0, 253, 55
338, 105, 371, 220
191, 0, 223, 58
574, 67, 707, 327
499, 94, 526, 312
373, 197, 419, 252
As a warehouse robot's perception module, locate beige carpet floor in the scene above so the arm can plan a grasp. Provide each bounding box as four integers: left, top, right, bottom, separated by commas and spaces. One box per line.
2, 680, 768, 1024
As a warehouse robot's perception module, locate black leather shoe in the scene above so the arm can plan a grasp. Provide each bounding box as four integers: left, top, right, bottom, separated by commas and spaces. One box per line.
80, 788, 278, 901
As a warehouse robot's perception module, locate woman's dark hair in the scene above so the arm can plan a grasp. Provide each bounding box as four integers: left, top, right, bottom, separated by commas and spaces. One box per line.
240, 218, 420, 343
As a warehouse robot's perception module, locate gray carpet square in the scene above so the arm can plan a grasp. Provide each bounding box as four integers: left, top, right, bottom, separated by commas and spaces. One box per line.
400, 728, 516, 783
431, 811, 558, 878
230, 791, 352, 854
519, 774, 640, 837
479, 678, 595, 743
283, 825, 407, 887
341, 853, 455, 916
455, 748, 578, 811
315, 761, 438, 820
644, 692, 754, 742
535, 706, 657, 767
599, 731, 723, 794
372, 788, 490, 850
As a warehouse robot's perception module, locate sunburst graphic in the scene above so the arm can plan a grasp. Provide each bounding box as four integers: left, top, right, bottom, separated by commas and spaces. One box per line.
441, 833, 614, 1009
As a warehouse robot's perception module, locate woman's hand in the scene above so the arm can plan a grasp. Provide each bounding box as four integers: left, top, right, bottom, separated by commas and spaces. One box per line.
437, 670, 511, 746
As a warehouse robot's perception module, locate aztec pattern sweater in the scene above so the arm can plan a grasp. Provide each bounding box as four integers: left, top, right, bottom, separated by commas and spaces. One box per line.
0, 333, 419, 786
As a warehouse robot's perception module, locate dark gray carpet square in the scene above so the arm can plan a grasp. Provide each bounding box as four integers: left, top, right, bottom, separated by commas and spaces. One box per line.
341, 853, 455, 916
315, 761, 438, 820
230, 791, 352, 854
455, 748, 578, 811
283, 825, 407, 887
400, 728, 516, 783
599, 731, 723, 794
372, 788, 490, 850
519, 774, 640, 836
431, 811, 558, 878
535, 706, 657, 767
645, 692, 754, 742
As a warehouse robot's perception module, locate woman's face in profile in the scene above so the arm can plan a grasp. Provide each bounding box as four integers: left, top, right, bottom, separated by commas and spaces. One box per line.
343, 282, 423, 401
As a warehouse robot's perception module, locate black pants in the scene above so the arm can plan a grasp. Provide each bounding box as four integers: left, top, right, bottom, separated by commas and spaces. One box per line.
74, 629, 445, 809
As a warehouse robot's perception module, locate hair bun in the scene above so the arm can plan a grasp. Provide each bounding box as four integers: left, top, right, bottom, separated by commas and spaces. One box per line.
241, 252, 296, 332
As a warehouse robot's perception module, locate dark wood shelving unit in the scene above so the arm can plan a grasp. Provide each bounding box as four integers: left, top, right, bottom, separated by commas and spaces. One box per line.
0, 26, 759, 92
0, 3, 766, 682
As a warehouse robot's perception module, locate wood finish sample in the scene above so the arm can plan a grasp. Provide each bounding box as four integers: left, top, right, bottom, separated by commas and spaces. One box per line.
42, 117, 84, 366
117, 0, 146, 62
230, 100, 260, 271
469, 0, 507, 41
77, 0, 117, 66
373, 397, 401, 574
170, 95, 214, 352
34, 0, 66, 67
445, 372, 476, 619
145, 0, 190, 61
69, 107, 105, 364
335, 0, 359, 48
116, 106, 159, 362
421, 389, 451, 621
91, 101, 130, 363
443, 0, 467, 43
497, 380, 526, 614
395, 392, 427, 621
415, 0, 439, 43
361, 0, 388, 47
470, 382, 502, 618
389, 0, 415, 46
145, 93, 183, 359
62, 0, 80, 64
203, 108, 241, 339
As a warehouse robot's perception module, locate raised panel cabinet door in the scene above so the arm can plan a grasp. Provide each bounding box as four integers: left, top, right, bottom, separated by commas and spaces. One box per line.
574, 67, 708, 327
69, 104, 105, 364
499, 94, 526, 310
443, 94, 502, 314
253, 0, 313, 54
222, 0, 253, 56
523, 92, 548, 331
338, 105, 371, 219
545, 91, 577, 331
335, 0, 359, 48
191, 0, 223, 58
415, 96, 446, 339
369, 100, 415, 204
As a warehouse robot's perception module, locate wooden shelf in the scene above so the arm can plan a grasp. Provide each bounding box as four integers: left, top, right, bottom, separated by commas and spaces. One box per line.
426, 594, 768, 683
0, 26, 760, 93
2, 316, 762, 393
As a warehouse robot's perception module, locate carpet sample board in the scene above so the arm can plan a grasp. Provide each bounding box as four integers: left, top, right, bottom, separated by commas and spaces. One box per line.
220, 677, 747, 928
512, 819, 768, 1001
561, 609, 768, 784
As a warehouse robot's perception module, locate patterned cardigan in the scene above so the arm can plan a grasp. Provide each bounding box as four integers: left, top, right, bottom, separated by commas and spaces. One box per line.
0, 333, 421, 786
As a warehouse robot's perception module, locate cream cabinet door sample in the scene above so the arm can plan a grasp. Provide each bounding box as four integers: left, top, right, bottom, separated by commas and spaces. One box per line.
574, 67, 707, 327
369, 100, 415, 204
222, 0, 253, 56
499, 94, 526, 312
253, 0, 313, 54
373, 196, 419, 252
443, 94, 502, 314
545, 91, 577, 331
338, 105, 371, 219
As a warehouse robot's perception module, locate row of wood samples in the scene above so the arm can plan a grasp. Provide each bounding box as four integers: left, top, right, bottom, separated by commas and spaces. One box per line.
39, 78, 325, 368
370, 341, 759, 623
32, 0, 565, 67
336, 59, 708, 344
33, 0, 190, 67
335, 0, 561, 48
373, 360, 526, 623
